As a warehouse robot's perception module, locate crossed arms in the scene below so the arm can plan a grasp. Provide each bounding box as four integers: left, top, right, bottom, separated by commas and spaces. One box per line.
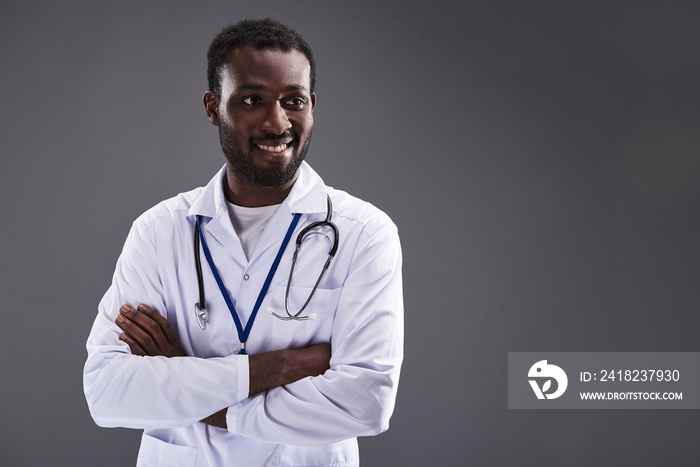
84, 215, 403, 445
115, 303, 331, 429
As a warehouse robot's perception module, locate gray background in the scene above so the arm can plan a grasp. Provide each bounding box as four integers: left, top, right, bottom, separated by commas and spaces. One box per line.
1, 1, 699, 465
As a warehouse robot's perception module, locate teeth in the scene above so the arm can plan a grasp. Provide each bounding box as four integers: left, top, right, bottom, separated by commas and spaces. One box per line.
257, 143, 288, 153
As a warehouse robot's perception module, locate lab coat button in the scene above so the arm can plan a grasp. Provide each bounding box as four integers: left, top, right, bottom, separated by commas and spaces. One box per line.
243, 274, 250, 281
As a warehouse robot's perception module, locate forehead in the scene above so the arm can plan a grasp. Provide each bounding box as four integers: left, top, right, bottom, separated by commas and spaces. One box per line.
220, 46, 311, 93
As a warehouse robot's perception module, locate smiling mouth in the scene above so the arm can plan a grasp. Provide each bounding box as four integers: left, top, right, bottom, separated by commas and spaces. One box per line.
256, 142, 290, 153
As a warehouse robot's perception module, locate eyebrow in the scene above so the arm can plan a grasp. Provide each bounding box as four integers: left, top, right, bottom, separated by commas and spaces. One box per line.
237, 84, 308, 93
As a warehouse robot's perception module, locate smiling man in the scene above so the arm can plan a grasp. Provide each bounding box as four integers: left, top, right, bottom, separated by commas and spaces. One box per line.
84, 19, 403, 467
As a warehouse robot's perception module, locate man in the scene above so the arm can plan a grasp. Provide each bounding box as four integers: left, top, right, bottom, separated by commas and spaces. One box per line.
84, 18, 403, 467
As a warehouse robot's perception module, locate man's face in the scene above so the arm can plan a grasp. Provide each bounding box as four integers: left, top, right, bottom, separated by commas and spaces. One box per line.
211, 46, 315, 188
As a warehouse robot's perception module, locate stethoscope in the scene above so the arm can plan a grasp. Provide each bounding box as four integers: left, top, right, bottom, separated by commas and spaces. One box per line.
192, 195, 338, 354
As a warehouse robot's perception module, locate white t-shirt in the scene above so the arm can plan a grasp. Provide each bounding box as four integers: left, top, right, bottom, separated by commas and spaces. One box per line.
226, 201, 280, 260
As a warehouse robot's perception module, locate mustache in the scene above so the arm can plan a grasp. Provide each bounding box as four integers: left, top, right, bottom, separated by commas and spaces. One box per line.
251, 132, 295, 144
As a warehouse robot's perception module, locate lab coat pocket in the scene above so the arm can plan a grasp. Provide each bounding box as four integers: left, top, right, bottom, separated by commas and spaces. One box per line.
136, 433, 198, 467
275, 438, 359, 467
269, 285, 342, 347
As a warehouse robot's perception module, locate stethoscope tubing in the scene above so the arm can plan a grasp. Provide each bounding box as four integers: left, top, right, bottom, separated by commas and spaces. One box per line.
278, 196, 338, 321
193, 219, 207, 329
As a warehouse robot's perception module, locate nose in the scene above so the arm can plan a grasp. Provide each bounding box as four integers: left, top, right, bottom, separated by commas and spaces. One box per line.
259, 102, 292, 135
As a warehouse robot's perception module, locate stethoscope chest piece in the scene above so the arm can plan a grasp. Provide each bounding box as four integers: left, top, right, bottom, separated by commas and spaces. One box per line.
194, 303, 207, 330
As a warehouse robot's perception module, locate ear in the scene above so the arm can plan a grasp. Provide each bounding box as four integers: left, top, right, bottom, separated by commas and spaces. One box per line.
203, 91, 219, 126
311, 93, 316, 111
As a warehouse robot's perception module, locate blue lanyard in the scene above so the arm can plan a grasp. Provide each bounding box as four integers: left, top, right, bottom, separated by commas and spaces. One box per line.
195, 213, 302, 354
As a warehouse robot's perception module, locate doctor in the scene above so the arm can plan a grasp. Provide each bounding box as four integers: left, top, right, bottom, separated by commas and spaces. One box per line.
83, 18, 403, 467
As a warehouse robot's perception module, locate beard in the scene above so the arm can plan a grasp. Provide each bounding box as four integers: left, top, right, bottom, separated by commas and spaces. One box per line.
218, 122, 312, 187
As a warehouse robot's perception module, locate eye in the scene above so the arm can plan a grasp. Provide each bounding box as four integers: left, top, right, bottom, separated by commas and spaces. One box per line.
242, 96, 261, 106
284, 97, 306, 108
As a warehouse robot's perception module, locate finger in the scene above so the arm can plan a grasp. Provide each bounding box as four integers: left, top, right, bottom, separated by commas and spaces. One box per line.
136, 304, 179, 347
120, 305, 169, 354
119, 333, 147, 356
116, 309, 160, 356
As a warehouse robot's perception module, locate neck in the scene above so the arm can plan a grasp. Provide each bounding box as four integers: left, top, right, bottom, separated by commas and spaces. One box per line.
224, 164, 298, 207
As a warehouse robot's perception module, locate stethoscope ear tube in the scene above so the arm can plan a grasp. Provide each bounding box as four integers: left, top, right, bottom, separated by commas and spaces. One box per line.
325, 195, 339, 258
194, 216, 207, 330
294, 196, 339, 258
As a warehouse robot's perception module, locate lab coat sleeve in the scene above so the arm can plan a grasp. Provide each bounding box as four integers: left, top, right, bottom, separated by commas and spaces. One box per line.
226, 222, 404, 445
83, 219, 249, 429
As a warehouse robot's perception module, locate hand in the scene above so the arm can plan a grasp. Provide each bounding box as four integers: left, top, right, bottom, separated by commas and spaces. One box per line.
248, 343, 331, 397
116, 304, 186, 357
116, 304, 225, 428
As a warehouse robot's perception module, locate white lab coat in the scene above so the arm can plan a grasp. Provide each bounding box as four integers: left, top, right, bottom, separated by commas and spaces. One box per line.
84, 162, 404, 467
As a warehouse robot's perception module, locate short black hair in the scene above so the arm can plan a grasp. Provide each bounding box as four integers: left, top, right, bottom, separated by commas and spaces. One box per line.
207, 18, 316, 99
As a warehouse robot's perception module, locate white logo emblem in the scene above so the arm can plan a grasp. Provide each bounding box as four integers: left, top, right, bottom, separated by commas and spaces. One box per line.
528, 360, 568, 400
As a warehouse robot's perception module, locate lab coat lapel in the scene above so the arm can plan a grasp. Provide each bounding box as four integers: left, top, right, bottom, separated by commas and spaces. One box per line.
188, 165, 247, 267
247, 203, 294, 266
205, 210, 248, 267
